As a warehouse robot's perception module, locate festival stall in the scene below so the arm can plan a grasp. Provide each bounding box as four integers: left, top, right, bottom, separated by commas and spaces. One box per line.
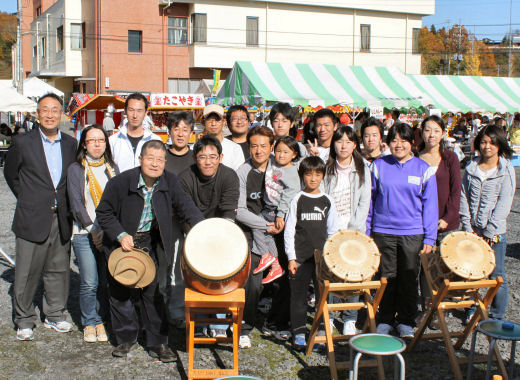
407, 74, 520, 114
215, 61, 432, 113
0, 86, 37, 113
23, 77, 64, 99
148, 93, 205, 143
67, 93, 126, 136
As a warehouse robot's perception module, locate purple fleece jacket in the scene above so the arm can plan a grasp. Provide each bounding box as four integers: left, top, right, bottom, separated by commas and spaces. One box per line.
366, 155, 438, 246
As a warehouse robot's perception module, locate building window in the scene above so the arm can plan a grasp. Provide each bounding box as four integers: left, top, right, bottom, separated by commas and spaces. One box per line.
33, 45, 37, 57
246, 16, 259, 47
71, 23, 84, 49
41, 37, 46, 57
128, 30, 142, 53
191, 13, 207, 43
168, 17, 187, 45
36, 6, 41, 16
412, 28, 421, 54
168, 78, 201, 93
360, 24, 371, 52
56, 25, 63, 51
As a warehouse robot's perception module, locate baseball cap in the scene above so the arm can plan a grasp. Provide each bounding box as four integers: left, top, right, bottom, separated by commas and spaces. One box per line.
204, 104, 224, 118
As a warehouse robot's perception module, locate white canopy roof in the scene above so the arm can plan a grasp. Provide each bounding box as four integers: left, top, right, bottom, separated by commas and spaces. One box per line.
23, 77, 64, 98
0, 86, 37, 112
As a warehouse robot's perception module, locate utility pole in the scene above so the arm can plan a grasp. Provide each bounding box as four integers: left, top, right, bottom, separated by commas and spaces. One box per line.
457, 24, 462, 75
508, 0, 513, 77
16, 0, 23, 94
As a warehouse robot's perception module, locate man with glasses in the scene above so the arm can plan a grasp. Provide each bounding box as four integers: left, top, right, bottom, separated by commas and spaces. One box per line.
203, 104, 244, 170
4, 93, 78, 341
96, 140, 203, 361
109, 92, 162, 173
226, 105, 251, 160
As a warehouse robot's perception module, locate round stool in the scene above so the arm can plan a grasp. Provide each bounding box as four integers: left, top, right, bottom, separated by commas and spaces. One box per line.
466, 319, 520, 380
348, 333, 406, 380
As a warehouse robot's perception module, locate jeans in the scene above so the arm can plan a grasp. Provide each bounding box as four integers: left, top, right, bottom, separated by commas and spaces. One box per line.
489, 235, 508, 320
72, 233, 107, 327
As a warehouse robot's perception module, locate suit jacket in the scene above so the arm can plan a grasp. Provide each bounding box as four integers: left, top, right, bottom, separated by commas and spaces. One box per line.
95, 167, 204, 291
4, 127, 78, 243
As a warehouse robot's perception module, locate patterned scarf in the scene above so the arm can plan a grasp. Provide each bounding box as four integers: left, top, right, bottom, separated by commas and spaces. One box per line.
82, 156, 116, 208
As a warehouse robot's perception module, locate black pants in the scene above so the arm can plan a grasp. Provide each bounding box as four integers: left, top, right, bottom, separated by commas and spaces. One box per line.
372, 232, 423, 327
290, 258, 319, 336
108, 232, 168, 347
242, 253, 263, 336
265, 233, 290, 330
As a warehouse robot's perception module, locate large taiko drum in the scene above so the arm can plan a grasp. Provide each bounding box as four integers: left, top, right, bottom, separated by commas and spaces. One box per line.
318, 230, 381, 297
182, 218, 251, 295
428, 231, 496, 294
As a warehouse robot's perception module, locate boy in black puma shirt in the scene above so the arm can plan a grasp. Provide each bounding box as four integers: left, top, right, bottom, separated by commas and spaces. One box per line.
284, 156, 338, 350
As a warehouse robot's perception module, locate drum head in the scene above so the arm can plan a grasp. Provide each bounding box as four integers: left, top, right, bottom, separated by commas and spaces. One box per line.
440, 231, 495, 280
323, 230, 380, 282
184, 218, 249, 281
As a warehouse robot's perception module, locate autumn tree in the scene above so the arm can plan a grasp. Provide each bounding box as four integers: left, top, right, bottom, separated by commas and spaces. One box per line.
0, 11, 16, 79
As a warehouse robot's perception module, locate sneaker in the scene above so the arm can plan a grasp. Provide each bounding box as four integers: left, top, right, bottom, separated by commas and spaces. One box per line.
96, 324, 108, 342
16, 328, 34, 341
396, 323, 414, 338
43, 319, 72, 333
376, 323, 393, 335
293, 333, 306, 351
239, 334, 251, 349
83, 326, 97, 343
464, 310, 475, 326
262, 262, 285, 284
203, 327, 216, 337
213, 329, 227, 338
329, 318, 335, 332
342, 320, 357, 336
274, 330, 291, 341
253, 253, 275, 274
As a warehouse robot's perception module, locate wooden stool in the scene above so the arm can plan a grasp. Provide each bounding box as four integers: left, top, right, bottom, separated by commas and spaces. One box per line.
185, 288, 245, 380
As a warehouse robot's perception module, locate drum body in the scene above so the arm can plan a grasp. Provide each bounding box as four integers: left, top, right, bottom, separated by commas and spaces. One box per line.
428, 231, 495, 293
182, 218, 251, 295
318, 230, 381, 297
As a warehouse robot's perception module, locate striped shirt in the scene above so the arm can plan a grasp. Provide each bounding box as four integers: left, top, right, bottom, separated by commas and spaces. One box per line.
137, 174, 158, 232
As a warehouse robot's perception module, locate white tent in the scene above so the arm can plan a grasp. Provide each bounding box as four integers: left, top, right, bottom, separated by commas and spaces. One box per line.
23, 77, 64, 98
0, 86, 37, 112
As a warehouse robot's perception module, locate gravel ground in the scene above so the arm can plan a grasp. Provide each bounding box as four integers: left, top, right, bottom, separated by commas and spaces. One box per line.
0, 163, 519, 380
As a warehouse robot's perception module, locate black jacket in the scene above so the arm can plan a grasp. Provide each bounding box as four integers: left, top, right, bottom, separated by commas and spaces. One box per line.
96, 167, 204, 290
4, 127, 77, 242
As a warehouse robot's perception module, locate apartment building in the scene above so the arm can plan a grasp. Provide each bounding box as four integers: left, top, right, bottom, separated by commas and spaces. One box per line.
15, 0, 434, 99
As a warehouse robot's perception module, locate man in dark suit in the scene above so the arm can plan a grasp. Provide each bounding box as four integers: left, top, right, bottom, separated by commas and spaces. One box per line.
4, 93, 78, 341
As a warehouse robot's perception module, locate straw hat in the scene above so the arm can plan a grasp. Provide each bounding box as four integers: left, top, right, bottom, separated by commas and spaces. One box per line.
108, 247, 156, 288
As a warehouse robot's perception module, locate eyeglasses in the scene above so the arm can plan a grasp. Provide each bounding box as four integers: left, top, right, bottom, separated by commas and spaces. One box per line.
196, 154, 219, 162
85, 138, 106, 145
142, 156, 166, 164
39, 108, 61, 116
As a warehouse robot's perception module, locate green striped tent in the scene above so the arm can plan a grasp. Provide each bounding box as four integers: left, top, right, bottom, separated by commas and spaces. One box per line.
216, 61, 431, 109
408, 74, 520, 113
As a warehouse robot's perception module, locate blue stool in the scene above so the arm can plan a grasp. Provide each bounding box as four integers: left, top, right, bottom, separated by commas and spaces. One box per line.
349, 333, 406, 380
466, 319, 520, 380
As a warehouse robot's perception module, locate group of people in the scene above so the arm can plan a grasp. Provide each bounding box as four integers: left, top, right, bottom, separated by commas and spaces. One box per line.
4, 91, 516, 365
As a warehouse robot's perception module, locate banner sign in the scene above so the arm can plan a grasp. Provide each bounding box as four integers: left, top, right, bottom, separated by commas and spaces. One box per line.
149, 93, 205, 109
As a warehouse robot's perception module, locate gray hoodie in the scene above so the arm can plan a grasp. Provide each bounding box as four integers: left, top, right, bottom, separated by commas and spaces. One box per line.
460, 156, 516, 239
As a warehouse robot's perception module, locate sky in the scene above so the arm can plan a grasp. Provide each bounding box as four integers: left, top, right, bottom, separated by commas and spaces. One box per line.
1, 0, 519, 41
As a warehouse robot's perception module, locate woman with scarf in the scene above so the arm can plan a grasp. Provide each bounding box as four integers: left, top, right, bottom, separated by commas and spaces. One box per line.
67, 124, 119, 342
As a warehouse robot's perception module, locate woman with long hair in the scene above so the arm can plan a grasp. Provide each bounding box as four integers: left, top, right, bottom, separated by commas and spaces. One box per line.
67, 124, 119, 342
460, 124, 515, 321
418, 116, 461, 324
367, 123, 438, 338
323, 126, 371, 335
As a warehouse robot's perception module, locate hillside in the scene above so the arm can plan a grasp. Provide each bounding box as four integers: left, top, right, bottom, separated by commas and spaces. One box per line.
0, 12, 16, 79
